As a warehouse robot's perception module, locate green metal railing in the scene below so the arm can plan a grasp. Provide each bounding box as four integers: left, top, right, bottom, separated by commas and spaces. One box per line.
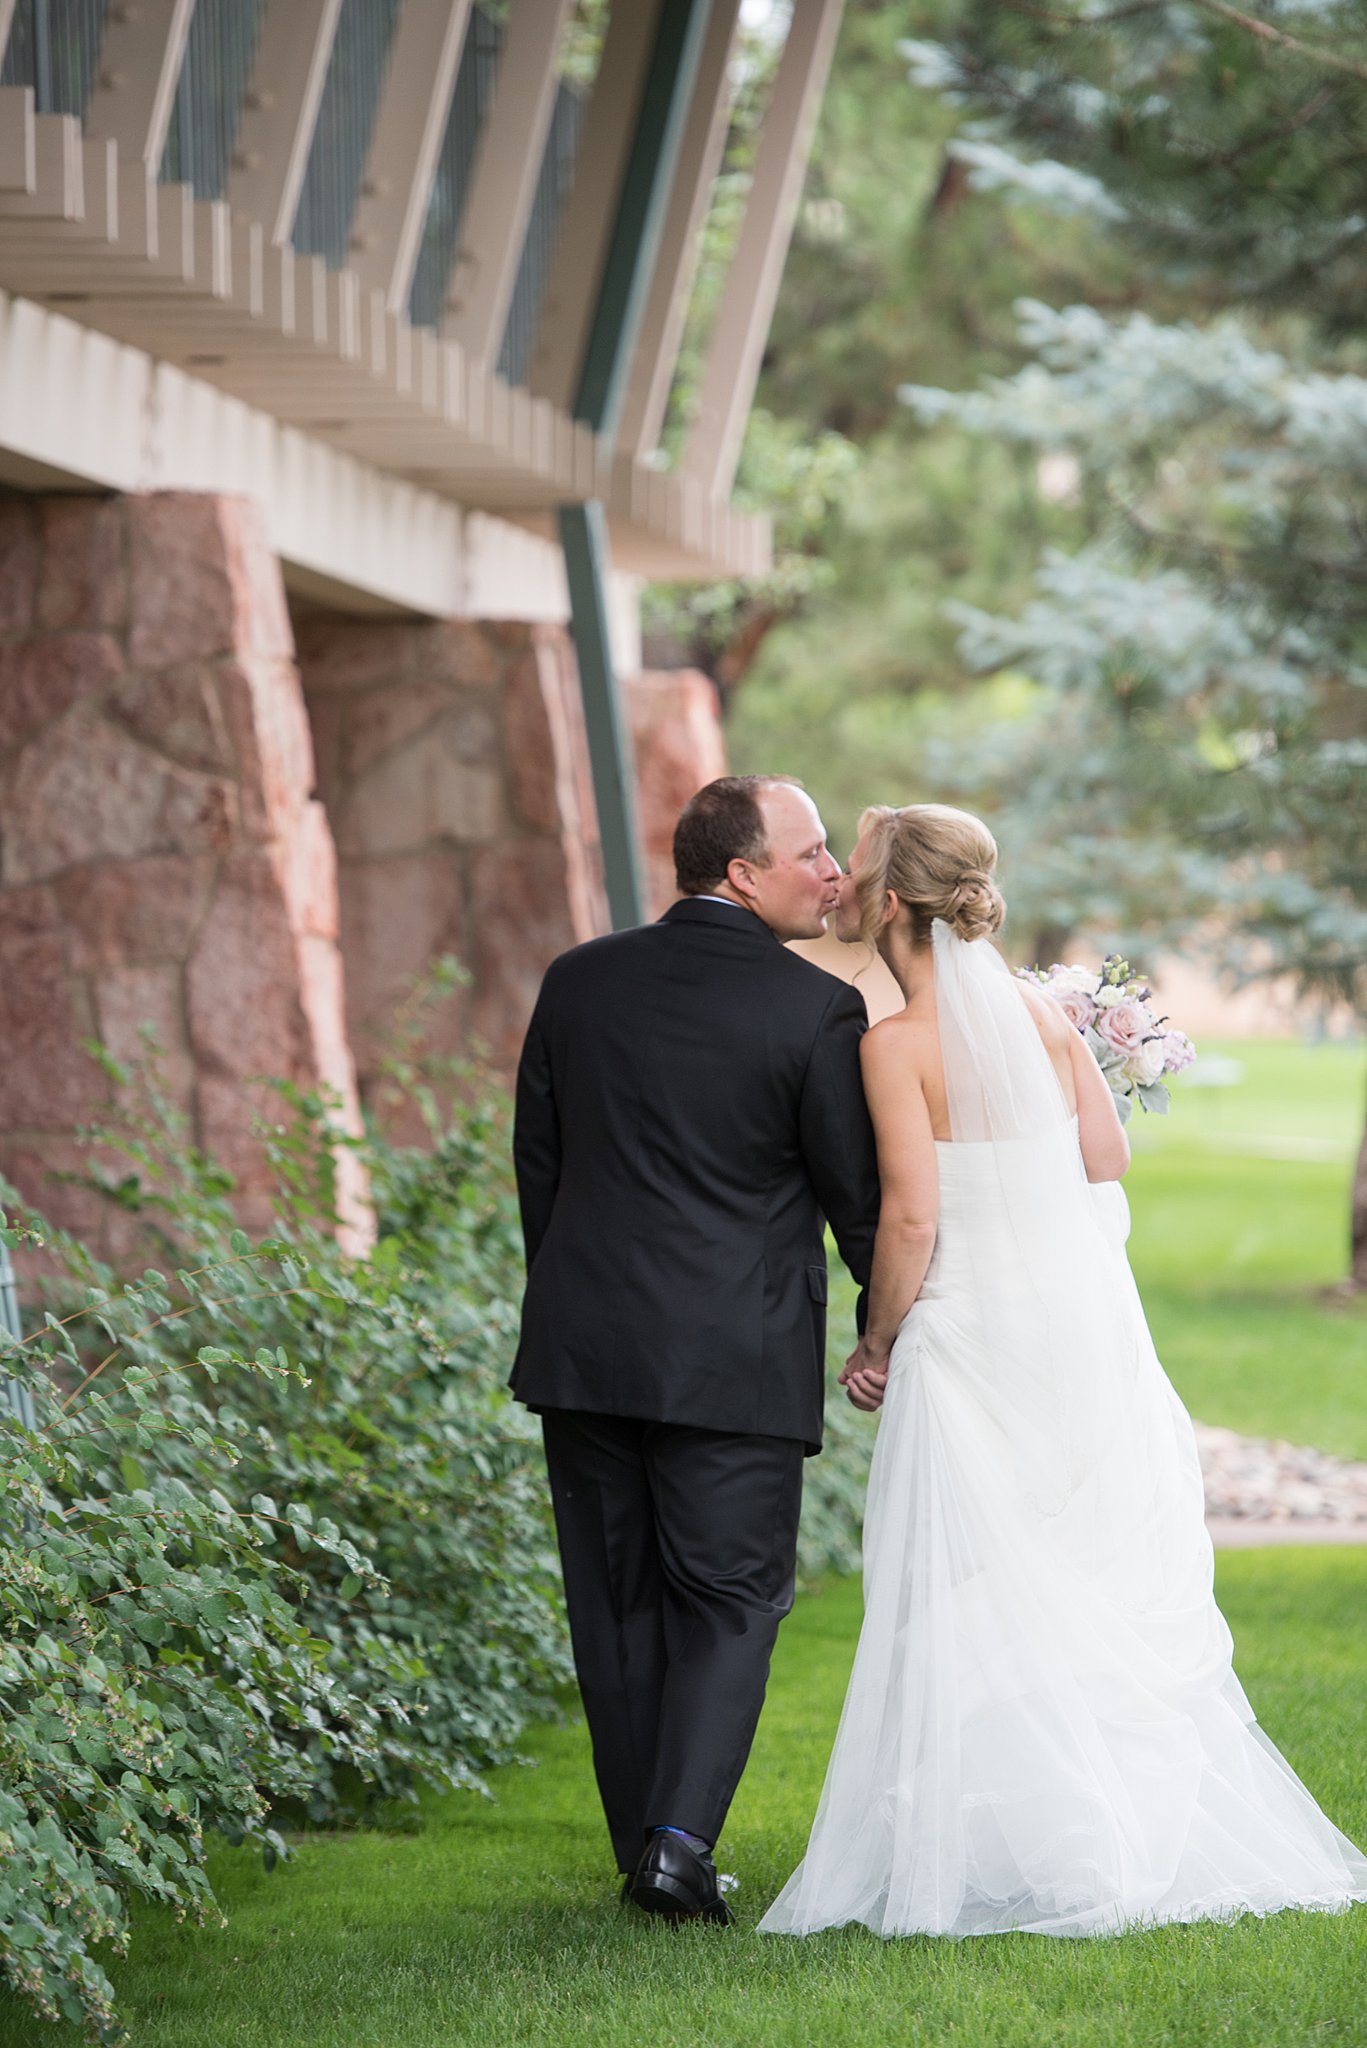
406, 5, 500, 332
497, 69, 582, 386
292, 0, 401, 267
404, 3, 584, 382
159, 0, 265, 200
0, 0, 107, 115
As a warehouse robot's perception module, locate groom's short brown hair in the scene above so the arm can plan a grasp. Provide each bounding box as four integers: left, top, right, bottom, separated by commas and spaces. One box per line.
673, 776, 803, 896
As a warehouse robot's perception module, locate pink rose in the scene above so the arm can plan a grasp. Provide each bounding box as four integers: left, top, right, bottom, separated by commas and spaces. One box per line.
1093, 995, 1150, 1060
1162, 1030, 1197, 1075
1050, 985, 1097, 1033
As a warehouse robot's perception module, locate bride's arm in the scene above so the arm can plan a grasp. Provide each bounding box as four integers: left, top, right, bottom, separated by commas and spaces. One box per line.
1067, 1028, 1131, 1183
839, 1024, 939, 1411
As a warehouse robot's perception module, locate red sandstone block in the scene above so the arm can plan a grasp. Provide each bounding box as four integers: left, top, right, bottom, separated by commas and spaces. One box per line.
94, 963, 194, 1103
418, 620, 507, 690
294, 616, 420, 693
1, 705, 238, 885
0, 633, 124, 759
0, 498, 40, 635
0, 886, 104, 1127
468, 836, 583, 1071
216, 657, 318, 840
218, 497, 295, 664
37, 497, 128, 633
346, 681, 450, 780
336, 722, 504, 858
504, 642, 564, 834
54, 853, 217, 971
185, 850, 314, 1085
107, 660, 236, 777
128, 495, 240, 668
337, 848, 466, 1042
271, 800, 340, 944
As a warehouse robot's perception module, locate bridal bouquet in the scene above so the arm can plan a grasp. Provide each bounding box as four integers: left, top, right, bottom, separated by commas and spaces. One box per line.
1017, 955, 1197, 1121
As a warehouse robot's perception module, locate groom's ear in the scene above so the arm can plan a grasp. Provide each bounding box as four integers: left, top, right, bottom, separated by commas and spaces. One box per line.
726, 856, 762, 903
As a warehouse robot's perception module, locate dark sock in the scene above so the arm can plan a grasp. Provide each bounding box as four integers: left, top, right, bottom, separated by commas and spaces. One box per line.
653, 1824, 711, 1855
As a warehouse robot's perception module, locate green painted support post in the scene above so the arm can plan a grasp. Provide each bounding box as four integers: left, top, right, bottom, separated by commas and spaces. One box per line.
575, 0, 715, 447
560, 500, 642, 934
562, 0, 714, 931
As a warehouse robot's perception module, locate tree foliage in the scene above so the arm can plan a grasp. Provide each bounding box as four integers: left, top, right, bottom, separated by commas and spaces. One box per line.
896, 1, 1367, 1276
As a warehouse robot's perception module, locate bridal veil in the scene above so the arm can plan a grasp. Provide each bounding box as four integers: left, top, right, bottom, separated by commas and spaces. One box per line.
760, 923, 1367, 1939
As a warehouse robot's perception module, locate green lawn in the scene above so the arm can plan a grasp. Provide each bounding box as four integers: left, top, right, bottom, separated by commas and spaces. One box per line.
4, 1554, 1362, 2048
1125, 1038, 1366, 1458
3, 1036, 1363, 2048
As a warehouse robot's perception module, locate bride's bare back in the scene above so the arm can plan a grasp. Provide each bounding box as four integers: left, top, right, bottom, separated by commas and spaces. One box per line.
868, 970, 1127, 1183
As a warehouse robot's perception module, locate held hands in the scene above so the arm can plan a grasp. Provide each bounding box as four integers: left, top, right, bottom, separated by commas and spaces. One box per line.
840, 1340, 890, 1413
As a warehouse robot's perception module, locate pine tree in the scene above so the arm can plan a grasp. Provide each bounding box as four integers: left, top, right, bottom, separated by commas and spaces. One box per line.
902, 1, 1367, 1286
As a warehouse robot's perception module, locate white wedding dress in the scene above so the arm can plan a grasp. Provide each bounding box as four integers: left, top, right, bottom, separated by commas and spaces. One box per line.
761, 922, 1367, 1940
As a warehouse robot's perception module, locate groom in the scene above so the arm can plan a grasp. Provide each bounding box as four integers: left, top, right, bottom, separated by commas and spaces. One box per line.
511, 775, 879, 1922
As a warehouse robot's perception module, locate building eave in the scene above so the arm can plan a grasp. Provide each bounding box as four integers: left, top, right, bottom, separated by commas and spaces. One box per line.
0, 91, 772, 587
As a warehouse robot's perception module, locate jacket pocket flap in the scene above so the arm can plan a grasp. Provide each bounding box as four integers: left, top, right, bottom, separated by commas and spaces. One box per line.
806, 1265, 828, 1306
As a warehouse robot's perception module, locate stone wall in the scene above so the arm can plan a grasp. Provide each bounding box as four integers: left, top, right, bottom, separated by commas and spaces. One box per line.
295, 614, 610, 1123
296, 621, 728, 1118
0, 481, 731, 1246
630, 669, 728, 918
0, 491, 368, 1257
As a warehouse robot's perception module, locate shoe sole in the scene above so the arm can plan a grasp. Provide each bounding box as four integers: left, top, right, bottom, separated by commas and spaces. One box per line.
629, 1874, 732, 1926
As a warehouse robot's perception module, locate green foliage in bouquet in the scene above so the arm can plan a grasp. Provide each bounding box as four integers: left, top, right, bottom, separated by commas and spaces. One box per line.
0, 1006, 571, 2041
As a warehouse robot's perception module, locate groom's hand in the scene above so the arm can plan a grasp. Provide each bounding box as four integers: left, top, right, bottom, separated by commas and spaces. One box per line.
840, 1342, 889, 1413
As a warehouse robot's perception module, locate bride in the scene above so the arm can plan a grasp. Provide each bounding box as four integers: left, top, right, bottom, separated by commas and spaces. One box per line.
760, 803, 1367, 1940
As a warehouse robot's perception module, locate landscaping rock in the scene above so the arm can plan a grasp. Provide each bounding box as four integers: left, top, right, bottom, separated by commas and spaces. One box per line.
1195, 1422, 1367, 1524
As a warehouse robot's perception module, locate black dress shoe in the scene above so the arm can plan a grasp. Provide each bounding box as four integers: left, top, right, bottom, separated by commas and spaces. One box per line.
627, 1831, 733, 1925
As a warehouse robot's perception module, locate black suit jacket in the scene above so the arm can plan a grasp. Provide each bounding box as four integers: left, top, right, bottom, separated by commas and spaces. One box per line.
510, 897, 880, 1452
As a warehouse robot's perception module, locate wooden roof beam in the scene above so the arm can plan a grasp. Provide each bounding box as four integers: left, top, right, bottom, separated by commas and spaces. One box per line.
440, 0, 574, 369
226, 0, 343, 246
348, 0, 474, 314
681, 0, 844, 500
85, 0, 196, 171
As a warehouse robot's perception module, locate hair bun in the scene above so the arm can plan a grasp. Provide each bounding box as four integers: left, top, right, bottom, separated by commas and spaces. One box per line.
852, 802, 1006, 947
944, 873, 1005, 943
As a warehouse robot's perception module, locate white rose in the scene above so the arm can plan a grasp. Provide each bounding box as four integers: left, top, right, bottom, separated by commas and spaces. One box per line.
1047, 965, 1097, 995
1094, 985, 1125, 1009
1125, 1036, 1168, 1087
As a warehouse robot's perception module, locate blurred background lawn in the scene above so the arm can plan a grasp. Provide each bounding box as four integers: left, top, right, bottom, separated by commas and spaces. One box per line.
1126, 1038, 1365, 1460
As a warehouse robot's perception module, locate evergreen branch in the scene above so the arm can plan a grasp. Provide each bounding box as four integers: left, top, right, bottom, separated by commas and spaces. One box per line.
1192, 83, 1343, 173
1112, 495, 1367, 611
1001, 2, 1167, 21
1184, 0, 1367, 86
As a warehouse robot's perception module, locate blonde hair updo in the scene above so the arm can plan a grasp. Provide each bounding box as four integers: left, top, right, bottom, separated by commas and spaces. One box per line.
854, 803, 1005, 946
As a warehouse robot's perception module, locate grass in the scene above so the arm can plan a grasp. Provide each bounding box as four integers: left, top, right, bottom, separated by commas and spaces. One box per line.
2, 1036, 1363, 2047
1125, 1038, 1366, 1458
3, 1554, 1362, 2048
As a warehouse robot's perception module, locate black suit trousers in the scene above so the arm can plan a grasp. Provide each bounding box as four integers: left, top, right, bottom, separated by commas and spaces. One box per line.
541, 1410, 805, 1872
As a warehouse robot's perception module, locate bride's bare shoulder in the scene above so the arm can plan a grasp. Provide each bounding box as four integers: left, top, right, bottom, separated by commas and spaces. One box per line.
860, 1009, 935, 1073
1015, 975, 1073, 1048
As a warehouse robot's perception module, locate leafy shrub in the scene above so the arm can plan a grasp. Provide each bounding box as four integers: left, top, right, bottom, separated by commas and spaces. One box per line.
0, 1241, 386, 2044
799, 1381, 873, 1582
0, 1035, 571, 2041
